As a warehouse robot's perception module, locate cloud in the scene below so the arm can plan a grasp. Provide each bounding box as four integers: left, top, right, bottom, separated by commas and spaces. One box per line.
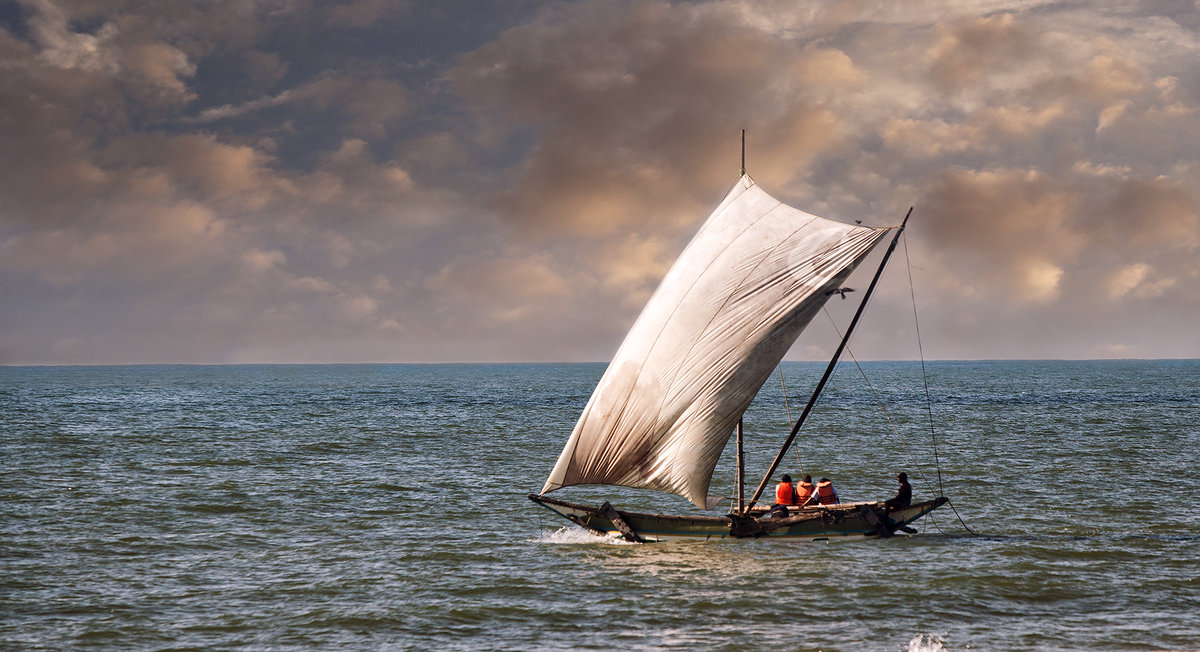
121, 42, 197, 103
19, 0, 199, 106
1, 197, 227, 288
191, 89, 297, 122
191, 74, 408, 128
910, 168, 1083, 302
138, 133, 276, 202
1094, 177, 1199, 252
428, 254, 571, 321
242, 248, 286, 273
926, 13, 1036, 90
453, 2, 867, 236
1106, 263, 1176, 300
3, 0, 1200, 364
25, 0, 121, 73
326, 0, 412, 29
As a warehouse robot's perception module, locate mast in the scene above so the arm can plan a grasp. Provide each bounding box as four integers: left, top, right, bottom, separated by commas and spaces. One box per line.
746, 207, 914, 508
735, 418, 745, 513
734, 131, 747, 513
740, 129, 746, 177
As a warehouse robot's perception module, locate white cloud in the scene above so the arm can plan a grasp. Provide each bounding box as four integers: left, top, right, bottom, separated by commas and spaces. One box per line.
1106, 263, 1177, 300
27, 0, 120, 73
191, 89, 296, 122
1020, 260, 1064, 303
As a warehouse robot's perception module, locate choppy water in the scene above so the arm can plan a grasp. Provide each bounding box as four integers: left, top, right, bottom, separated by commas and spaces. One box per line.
2, 360, 1198, 650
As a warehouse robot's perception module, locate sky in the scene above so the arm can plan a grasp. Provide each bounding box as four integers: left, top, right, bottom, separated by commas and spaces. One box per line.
2, 0, 1198, 365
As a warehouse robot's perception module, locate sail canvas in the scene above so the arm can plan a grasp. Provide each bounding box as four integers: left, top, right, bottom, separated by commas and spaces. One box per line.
541, 175, 889, 507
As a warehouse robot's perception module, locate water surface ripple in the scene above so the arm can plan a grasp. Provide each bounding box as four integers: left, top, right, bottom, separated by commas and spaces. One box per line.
2, 361, 1198, 650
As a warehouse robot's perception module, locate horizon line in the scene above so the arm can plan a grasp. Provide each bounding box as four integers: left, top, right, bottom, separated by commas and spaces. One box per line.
3, 356, 1198, 368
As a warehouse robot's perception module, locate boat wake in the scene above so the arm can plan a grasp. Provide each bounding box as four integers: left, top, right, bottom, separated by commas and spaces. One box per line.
907, 633, 947, 651
537, 527, 639, 545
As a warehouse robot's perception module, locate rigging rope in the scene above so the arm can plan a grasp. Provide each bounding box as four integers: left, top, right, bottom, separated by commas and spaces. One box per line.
819, 308, 977, 537
820, 309, 932, 501
777, 365, 806, 475
903, 237, 944, 497
779, 365, 793, 425
902, 237, 978, 536
805, 233, 977, 536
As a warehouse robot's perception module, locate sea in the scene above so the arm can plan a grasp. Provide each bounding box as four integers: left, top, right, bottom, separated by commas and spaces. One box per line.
2, 360, 1198, 651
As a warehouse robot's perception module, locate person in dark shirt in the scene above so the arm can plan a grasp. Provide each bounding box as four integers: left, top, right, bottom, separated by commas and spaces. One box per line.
883, 472, 912, 512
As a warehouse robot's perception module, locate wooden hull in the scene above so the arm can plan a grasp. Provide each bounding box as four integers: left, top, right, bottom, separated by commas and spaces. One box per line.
529, 493, 948, 542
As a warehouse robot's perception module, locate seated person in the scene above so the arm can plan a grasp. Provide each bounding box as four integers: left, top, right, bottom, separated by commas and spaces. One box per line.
795, 474, 816, 506
815, 477, 839, 505
774, 474, 798, 506
883, 472, 912, 512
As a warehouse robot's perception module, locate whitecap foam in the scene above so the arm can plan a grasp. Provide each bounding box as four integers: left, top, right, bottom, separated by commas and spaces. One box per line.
907, 633, 947, 652
537, 526, 639, 545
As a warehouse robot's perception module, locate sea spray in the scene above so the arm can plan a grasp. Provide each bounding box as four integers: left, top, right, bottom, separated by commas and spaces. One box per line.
907, 633, 948, 652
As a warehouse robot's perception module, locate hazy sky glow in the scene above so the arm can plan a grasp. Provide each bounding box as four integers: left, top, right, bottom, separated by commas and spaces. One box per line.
2, 0, 1198, 364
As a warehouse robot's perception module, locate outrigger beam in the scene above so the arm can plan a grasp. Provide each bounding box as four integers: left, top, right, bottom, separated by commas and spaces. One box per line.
858, 504, 894, 538
746, 207, 913, 509
598, 502, 644, 543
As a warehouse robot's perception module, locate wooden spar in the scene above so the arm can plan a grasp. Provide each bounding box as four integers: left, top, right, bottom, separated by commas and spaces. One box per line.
736, 418, 745, 514
746, 207, 914, 509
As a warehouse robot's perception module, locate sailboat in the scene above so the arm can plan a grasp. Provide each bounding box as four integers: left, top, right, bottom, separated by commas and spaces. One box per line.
529, 163, 947, 542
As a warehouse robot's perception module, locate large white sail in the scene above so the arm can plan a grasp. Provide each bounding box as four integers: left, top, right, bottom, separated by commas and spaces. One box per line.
541, 175, 890, 507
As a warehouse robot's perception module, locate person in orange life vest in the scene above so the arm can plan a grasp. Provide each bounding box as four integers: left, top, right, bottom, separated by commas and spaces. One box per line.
795, 474, 816, 506
814, 477, 840, 505
883, 472, 911, 512
775, 474, 799, 506
768, 474, 799, 518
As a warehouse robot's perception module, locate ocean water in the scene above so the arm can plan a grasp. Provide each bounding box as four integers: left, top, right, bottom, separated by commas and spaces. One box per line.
2, 360, 1198, 651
